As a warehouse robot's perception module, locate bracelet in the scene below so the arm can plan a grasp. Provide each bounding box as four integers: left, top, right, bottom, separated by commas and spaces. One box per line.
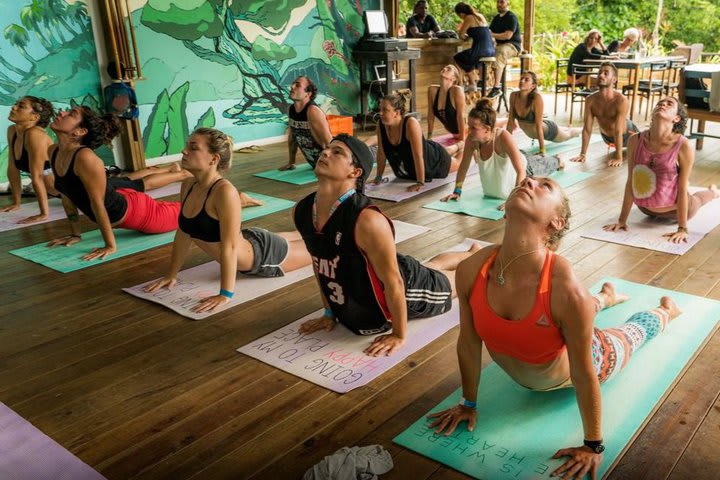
323, 307, 336, 319
459, 397, 477, 409
539, 148, 546, 154
677, 226, 688, 233
219, 288, 234, 299
453, 187, 462, 195
415, 181, 425, 186
374, 175, 383, 183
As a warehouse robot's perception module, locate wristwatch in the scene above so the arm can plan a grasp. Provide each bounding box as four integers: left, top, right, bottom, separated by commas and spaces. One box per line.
583, 439, 605, 454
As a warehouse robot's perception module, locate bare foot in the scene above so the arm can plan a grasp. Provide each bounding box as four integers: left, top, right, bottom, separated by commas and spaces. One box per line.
659, 296, 682, 322
607, 158, 623, 167
240, 191, 264, 207
570, 127, 582, 138
598, 282, 630, 308
709, 184, 719, 199
469, 242, 483, 253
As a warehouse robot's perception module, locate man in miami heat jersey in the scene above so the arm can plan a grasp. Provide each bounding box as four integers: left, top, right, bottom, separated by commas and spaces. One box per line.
295, 134, 477, 356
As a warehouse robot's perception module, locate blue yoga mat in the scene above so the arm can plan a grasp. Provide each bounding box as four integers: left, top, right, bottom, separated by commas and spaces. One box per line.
253, 163, 317, 185
9, 192, 295, 273
394, 277, 720, 479
518, 133, 603, 156
422, 170, 594, 220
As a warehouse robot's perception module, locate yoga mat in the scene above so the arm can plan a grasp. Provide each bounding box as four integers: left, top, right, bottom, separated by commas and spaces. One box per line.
516, 133, 604, 156
146, 182, 181, 199
394, 278, 720, 480
123, 221, 431, 320
422, 169, 594, 220
9, 192, 294, 273
0, 198, 66, 233
0, 402, 106, 480
581, 187, 720, 255
365, 163, 479, 203
254, 163, 317, 185
237, 239, 490, 392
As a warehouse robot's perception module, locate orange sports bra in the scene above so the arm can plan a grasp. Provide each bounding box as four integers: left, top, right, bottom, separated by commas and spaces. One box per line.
470, 248, 566, 364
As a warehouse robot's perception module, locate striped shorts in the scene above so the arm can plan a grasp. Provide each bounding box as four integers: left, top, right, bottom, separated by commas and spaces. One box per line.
397, 254, 453, 319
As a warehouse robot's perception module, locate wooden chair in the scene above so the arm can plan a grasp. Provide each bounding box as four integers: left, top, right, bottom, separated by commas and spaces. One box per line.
623, 61, 669, 120
569, 63, 600, 124
665, 59, 687, 97
553, 58, 572, 115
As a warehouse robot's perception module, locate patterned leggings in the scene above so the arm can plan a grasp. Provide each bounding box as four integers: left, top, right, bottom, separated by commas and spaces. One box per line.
591, 307, 670, 384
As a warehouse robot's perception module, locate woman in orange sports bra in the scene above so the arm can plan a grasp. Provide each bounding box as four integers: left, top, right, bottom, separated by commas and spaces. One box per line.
428, 175, 682, 480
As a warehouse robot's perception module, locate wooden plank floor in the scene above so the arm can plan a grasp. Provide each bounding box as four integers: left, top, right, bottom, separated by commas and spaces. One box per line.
1, 105, 719, 480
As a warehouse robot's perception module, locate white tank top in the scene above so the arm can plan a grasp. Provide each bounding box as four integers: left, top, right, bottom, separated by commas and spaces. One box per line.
475, 128, 526, 199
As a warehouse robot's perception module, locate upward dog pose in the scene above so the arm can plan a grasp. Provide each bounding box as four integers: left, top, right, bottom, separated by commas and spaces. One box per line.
1, 96, 59, 223
296, 134, 479, 356
570, 62, 639, 167
47, 107, 181, 260
507, 71, 581, 151
430, 175, 682, 480
144, 128, 311, 313
427, 65, 467, 161
372, 93, 461, 192
603, 97, 719, 244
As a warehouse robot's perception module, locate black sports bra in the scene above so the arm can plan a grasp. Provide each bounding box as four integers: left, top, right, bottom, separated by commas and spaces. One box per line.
13, 131, 51, 173
178, 179, 224, 242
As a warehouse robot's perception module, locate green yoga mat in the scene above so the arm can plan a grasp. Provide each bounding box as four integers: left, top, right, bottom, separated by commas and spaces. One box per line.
9, 192, 295, 273
518, 133, 603, 156
254, 163, 317, 185
394, 278, 720, 480
423, 170, 594, 220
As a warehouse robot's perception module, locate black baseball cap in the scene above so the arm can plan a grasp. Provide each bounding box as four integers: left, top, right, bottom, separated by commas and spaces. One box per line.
331, 133, 374, 192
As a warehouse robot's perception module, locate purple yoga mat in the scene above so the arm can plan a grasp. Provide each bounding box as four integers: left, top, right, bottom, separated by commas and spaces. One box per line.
0, 403, 106, 480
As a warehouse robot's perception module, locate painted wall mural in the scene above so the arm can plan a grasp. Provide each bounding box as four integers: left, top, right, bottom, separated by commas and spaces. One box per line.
132, 0, 379, 159
0, 0, 104, 182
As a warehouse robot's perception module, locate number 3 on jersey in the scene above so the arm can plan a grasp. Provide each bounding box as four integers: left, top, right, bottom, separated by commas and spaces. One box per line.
327, 281, 345, 305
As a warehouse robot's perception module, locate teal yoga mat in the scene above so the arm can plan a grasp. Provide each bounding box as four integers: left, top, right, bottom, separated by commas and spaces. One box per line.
9, 192, 295, 273
422, 170, 594, 220
394, 278, 720, 480
254, 163, 317, 185
518, 133, 603, 156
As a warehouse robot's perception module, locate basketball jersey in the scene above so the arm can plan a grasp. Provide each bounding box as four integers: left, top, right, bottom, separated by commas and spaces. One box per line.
288, 102, 324, 168
294, 192, 395, 335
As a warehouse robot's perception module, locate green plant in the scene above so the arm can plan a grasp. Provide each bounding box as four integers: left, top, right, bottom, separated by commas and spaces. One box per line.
531, 31, 581, 91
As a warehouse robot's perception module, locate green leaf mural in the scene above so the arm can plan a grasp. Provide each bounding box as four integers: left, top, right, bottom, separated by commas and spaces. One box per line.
193, 107, 215, 130
143, 89, 170, 158
251, 35, 296, 62
167, 81, 190, 154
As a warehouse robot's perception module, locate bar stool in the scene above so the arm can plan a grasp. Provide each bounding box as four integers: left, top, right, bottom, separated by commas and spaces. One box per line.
495, 67, 510, 113
477, 57, 496, 97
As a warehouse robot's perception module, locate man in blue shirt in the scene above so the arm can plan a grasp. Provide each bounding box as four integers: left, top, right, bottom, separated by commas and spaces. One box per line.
488, 0, 522, 98
406, 1, 440, 39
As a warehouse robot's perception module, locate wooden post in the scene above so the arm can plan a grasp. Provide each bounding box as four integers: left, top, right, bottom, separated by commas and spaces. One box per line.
523, 0, 535, 69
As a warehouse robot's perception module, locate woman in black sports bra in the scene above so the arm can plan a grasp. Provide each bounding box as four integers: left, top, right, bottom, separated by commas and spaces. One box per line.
143, 128, 311, 314
47, 106, 181, 261
370, 93, 461, 192
507, 72, 581, 153
1, 96, 59, 224
426, 65, 466, 162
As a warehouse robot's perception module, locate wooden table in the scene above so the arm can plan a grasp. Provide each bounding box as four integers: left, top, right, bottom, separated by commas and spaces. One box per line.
586, 55, 685, 120
683, 63, 720, 149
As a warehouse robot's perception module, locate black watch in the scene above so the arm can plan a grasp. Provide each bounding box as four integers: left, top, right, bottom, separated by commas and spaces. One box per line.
584, 439, 605, 454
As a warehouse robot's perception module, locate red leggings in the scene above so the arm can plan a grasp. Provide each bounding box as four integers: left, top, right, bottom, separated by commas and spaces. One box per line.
115, 188, 180, 234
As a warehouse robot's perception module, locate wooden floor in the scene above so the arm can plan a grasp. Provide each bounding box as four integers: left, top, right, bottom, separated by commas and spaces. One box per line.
1, 105, 719, 480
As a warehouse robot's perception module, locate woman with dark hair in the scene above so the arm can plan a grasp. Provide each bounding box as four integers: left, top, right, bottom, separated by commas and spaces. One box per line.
430, 174, 682, 480
604, 97, 718, 244
443, 98, 560, 207
47, 106, 182, 260
427, 65, 466, 161
453, 3, 494, 94
144, 127, 311, 313
567, 30, 609, 85
371, 92, 460, 192
507, 71, 581, 153
1, 96, 59, 223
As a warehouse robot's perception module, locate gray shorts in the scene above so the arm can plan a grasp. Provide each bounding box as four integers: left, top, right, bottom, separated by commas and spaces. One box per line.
241, 227, 289, 277
543, 119, 559, 141
601, 119, 639, 146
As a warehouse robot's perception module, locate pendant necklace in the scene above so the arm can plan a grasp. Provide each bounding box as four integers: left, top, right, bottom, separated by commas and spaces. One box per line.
496, 248, 546, 286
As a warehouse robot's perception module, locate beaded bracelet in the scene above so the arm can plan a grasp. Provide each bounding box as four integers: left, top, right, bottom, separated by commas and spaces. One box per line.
453, 187, 462, 195
219, 289, 234, 299
323, 307, 336, 319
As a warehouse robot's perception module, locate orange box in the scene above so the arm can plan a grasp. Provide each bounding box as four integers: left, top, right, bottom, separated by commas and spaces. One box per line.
327, 115, 354, 136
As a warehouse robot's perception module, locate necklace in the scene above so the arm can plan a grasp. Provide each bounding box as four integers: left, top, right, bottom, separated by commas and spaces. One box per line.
312, 188, 356, 230
496, 247, 545, 286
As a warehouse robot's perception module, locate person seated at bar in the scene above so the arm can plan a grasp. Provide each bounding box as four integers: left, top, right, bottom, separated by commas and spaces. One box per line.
144, 128, 311, 313
280, 76, 332, 171
570, 62, 639, 167
608, 28, 641, 54
405, 0, 440, 39
567, 29, 609, 86
442, 99, 561, 208
603, 97, 719, 244
1, 96, 60, 224
487, 0, 521, 98
371, 92, 461, 192
427, 65, 467, 162
452, 3, 493, 98
429, 173, 682, 480
507, 71, 582, 152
